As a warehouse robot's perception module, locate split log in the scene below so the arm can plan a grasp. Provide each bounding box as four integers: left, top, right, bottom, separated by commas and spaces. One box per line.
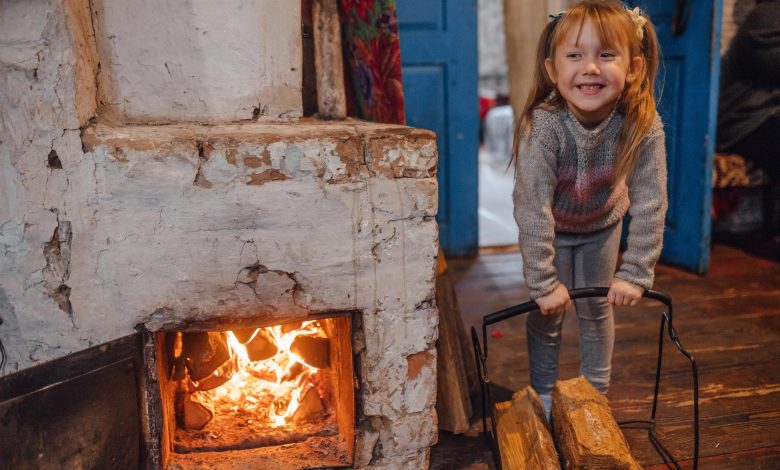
435, 249, 473, 434
281, 321, 303, 334
494, 386, 561, 469
292, 387, 325, 421
552, 376, 641, 470
246, 329, 278, 362
189, 357, 235, 392
183, 332, 230, 381
232, 328, 258, 344
290, 335, 330, 369
182, 398, 213, 431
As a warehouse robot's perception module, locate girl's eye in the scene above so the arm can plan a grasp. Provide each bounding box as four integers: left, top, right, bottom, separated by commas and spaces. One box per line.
566, 53, 581, 59
601, 51, 617, 59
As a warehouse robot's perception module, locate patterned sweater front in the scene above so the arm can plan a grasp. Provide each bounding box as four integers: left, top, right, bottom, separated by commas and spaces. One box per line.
513, 106, 668, 299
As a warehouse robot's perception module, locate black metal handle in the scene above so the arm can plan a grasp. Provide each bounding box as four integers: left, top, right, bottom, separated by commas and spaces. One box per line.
481, 287, 671, 358
472, 286, 696, 469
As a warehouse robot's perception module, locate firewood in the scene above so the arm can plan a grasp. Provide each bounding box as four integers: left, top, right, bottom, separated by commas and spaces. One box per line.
292, 386, 325, 421
435, 251, 473, 434
290, 335, 330, 369
281, 321, 303, 334
183, 332, 230, 381
494, 386, 561, 469
232, 328, 258, 344
552, 376, 641, 470
182, 397, 213, 431
246, 329, 278, 362
189, 356, 236, 391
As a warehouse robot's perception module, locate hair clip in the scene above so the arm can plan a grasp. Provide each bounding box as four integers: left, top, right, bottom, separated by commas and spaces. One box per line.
548, 10, 566, 21
626, 6, 647, 40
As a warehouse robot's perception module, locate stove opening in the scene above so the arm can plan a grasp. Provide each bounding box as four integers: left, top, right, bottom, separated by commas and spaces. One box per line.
144, 314, 355, 468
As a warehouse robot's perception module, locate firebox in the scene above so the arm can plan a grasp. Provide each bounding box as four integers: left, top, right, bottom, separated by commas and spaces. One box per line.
139, 313, 355, 469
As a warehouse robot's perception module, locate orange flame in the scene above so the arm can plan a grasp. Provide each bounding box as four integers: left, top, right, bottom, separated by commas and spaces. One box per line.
193, 321, 325, 427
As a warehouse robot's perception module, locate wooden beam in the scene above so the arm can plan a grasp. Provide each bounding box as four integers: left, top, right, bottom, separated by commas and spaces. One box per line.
313, 0, 347, 119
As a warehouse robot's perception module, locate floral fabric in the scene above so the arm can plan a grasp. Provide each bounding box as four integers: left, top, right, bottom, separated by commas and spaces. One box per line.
339, 0, 406, 124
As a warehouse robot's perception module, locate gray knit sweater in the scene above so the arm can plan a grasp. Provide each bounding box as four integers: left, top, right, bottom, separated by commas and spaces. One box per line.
513, 106, 668, 299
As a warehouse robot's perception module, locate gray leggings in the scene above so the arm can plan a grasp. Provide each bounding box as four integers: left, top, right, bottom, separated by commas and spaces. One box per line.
526, 222, 622, 396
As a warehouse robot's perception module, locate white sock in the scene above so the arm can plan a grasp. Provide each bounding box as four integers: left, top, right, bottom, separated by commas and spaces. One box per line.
539, 393, 552, 423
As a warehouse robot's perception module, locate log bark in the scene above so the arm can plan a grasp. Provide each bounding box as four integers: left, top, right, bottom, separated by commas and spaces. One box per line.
435, 249, 473, 434
494, 386, 561, 469
552, 376, 641, 470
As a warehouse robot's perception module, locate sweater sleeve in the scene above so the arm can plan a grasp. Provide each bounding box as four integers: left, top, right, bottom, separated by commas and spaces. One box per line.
513, 114, 560, 299
614, 116, 668, 290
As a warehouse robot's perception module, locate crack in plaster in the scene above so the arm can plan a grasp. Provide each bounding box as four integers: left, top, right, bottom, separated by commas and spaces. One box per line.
193, 139, 211, 188
42, 210, 75, 327
370, 226, 398, 263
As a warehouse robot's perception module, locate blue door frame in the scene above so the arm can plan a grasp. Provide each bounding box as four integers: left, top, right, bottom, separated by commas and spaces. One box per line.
629, 0, 722, 273
397, 0, 480, 256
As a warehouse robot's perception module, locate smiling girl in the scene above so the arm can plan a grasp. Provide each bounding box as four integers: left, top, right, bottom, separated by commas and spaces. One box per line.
511, 0, 667, 417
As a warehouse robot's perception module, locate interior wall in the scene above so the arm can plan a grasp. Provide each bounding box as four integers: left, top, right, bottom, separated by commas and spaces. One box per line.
90, 0, 302, 123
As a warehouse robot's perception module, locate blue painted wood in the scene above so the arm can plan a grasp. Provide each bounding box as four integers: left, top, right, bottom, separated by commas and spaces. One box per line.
397, 0, 479, 256
627, 0, 722, 273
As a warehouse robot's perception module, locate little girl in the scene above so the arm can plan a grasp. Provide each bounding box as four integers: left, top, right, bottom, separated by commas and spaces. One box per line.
512, 0, 668, 415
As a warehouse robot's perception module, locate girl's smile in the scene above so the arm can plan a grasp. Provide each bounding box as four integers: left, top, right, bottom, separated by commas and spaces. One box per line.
545, 18, 641, 127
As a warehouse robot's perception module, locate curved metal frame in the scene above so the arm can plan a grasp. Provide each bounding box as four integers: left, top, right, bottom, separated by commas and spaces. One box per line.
471, 287, 699, 470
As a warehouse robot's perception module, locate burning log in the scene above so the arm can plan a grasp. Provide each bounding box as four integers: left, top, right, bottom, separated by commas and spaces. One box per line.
245, 329, 278, 362
494, 386, 560, 469
552, 376, 641, 470
290, 335, 330, 369
182, 397, 214, 431
189, 357, 235, 392
292, 386, 325, 421
232, 328, 258, 344
281, 321, 303, 334
183, 332, 230, 381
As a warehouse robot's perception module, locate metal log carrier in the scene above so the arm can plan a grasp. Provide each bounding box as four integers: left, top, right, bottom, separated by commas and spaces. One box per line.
470, 287, 699, 469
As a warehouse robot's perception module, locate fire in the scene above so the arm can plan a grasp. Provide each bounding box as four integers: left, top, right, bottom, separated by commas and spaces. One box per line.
190, 321, 327, 427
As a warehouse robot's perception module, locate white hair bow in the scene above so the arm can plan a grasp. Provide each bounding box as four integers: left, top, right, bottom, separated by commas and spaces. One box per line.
627, 6, 647, 41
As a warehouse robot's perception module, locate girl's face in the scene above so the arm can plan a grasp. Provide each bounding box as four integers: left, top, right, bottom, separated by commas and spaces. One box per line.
545, 17, 641, 128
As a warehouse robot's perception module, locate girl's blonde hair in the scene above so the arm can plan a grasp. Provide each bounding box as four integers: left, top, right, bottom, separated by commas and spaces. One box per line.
511, 0, 660, 182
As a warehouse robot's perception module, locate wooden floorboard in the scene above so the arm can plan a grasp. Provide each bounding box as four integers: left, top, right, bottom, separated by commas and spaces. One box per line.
430, 242, 780, 469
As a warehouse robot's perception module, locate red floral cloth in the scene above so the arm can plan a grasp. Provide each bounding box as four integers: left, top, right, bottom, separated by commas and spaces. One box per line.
339, 0, 406, 124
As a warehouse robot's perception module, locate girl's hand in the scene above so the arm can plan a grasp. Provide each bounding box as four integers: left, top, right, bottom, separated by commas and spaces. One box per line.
535, 284, 571, 315
608, 279, 645, 306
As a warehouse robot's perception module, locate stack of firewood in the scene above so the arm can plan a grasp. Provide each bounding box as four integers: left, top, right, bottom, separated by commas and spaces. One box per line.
494, 376, 641, 469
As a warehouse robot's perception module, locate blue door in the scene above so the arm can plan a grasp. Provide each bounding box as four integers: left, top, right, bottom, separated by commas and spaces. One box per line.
396, 0, 479, 256
629, 0, 722, 273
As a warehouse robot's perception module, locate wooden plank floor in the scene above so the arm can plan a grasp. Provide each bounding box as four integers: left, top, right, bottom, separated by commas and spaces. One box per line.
430, 242, 780, 469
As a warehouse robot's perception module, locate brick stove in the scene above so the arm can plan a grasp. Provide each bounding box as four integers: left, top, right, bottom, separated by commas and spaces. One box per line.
1, 2, 440, 467
79, 120, 441, 468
